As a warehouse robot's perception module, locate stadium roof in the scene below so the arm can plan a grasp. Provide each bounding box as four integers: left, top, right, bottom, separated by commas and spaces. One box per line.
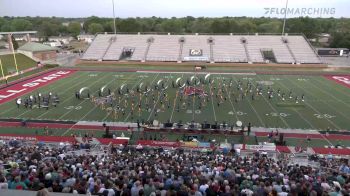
18, 42, 57, 52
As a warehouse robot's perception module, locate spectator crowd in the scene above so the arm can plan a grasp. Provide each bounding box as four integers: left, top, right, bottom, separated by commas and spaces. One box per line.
0, 141, 349, 196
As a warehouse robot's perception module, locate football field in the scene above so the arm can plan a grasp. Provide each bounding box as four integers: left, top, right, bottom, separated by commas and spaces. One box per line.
0, 70, 349, 131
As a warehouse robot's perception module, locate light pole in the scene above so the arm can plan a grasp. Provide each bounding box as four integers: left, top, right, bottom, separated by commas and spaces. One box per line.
282, 0, 289, 35
112, 0, 117, 35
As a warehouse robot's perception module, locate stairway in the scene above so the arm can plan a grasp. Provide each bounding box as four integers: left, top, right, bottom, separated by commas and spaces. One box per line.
209, 43, 214, 63
284, 43, 297, 63
143, 39, 153, 62
178, 41, 184, 62
242, 43, 251, 62
102, 36, 116, 60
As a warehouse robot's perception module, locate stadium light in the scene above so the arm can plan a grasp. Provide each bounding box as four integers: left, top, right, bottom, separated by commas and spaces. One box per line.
112, 0, 117, 35
282, 0, 289, 35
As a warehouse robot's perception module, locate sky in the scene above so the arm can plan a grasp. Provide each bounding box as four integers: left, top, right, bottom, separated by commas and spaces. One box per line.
0, 0, 348, 18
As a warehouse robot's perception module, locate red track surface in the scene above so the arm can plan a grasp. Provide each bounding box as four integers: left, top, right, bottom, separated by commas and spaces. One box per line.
324, 75, 350, 88
0, 121, 128, 131
276, 146, 291, 153
313, 147, 350, 155
255, 132, 350, 140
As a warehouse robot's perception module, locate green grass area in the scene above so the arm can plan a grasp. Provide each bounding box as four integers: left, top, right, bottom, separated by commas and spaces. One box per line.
75, 63, 350, 73
0, 53, 37, 75
257, 136, 350, 148
0, 71, 349, 134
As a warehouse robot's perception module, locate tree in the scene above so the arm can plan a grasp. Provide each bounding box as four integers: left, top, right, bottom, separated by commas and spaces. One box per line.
83, 16, 105, 32
39, 21, 60, 37
237, 20, 257, 33
118, 18, 142, 32
0, 18, 6, 30
257, 21, 282, 33
211, 19, 239, 33
11, 35, 18, 50
1, 21, 12, 32
11, 19, 33, 31
160, 19, 184, 33
88, 23, 104, 34
68, 22, 81, 37
330, 32, 350, 49
190, 18, 212, 33
286, 17, 321, 38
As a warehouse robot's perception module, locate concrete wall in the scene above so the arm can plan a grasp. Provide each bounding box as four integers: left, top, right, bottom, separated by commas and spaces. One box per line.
17, 50, 34, 59
33, 51, 57, 61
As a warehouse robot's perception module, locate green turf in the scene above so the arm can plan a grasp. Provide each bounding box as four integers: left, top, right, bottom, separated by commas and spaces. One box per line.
0, 71, 349, 134
0, 53, 37, 75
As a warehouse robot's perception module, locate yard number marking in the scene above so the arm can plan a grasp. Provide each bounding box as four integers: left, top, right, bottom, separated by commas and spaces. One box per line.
265, 112, 290, 118
297, 78, 309, 81
186, 110, 201, 114
64, 106, 82, 110
228, 111, 246, 116
314, 114, 336, 119
270, 78, 281, 81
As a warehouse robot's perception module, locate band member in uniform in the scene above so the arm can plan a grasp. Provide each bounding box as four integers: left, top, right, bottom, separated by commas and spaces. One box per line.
16, 98, 21, 108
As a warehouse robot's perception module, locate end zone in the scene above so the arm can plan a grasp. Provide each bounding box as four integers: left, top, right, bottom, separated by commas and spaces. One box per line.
0, 70, 76, 104
324, 75, 350, 88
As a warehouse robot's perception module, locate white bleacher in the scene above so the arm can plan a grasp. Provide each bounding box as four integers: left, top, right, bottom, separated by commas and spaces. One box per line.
82, 34, 113, 60
246, 36, 295, 63
82, 34, 321, 64
146, 35, 181, 62
244, 36, 265, 63
287, 36, 321, 64
213, 36, 247, 62
103, 35, 148, 61
129, 35, 149, 61
181, 35, 210, 61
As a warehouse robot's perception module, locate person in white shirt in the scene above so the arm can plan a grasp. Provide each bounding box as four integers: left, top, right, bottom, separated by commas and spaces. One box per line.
0, 176, 8, 190
277, 186, 288, 196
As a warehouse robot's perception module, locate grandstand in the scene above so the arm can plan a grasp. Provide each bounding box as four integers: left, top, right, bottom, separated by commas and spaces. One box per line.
82, 33, 322, 64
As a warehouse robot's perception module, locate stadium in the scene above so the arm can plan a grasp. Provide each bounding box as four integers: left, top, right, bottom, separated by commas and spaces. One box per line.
0, 0, 350, 195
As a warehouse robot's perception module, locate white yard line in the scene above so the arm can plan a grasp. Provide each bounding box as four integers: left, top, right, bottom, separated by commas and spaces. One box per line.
316, 77, 350, 99
230, 76, 265, 127
1, 72, 83, 116
35, 74, 94, 119
283, 76, 341, 130
101, 74, 146, 122
170, 74, 184, 122
276, 79, 318, 130
307, 78, 350, 114
320, 133, 334, 146
137, 70, 256, 75
14, 72, 86, 118
58, 73, 113, 120
254, 75, 291, 128
123, 74, 159, 122
208, 83, 217, 122
60, 74, 120, 136
146, 73, 172, 121
220, 74, 239, 122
